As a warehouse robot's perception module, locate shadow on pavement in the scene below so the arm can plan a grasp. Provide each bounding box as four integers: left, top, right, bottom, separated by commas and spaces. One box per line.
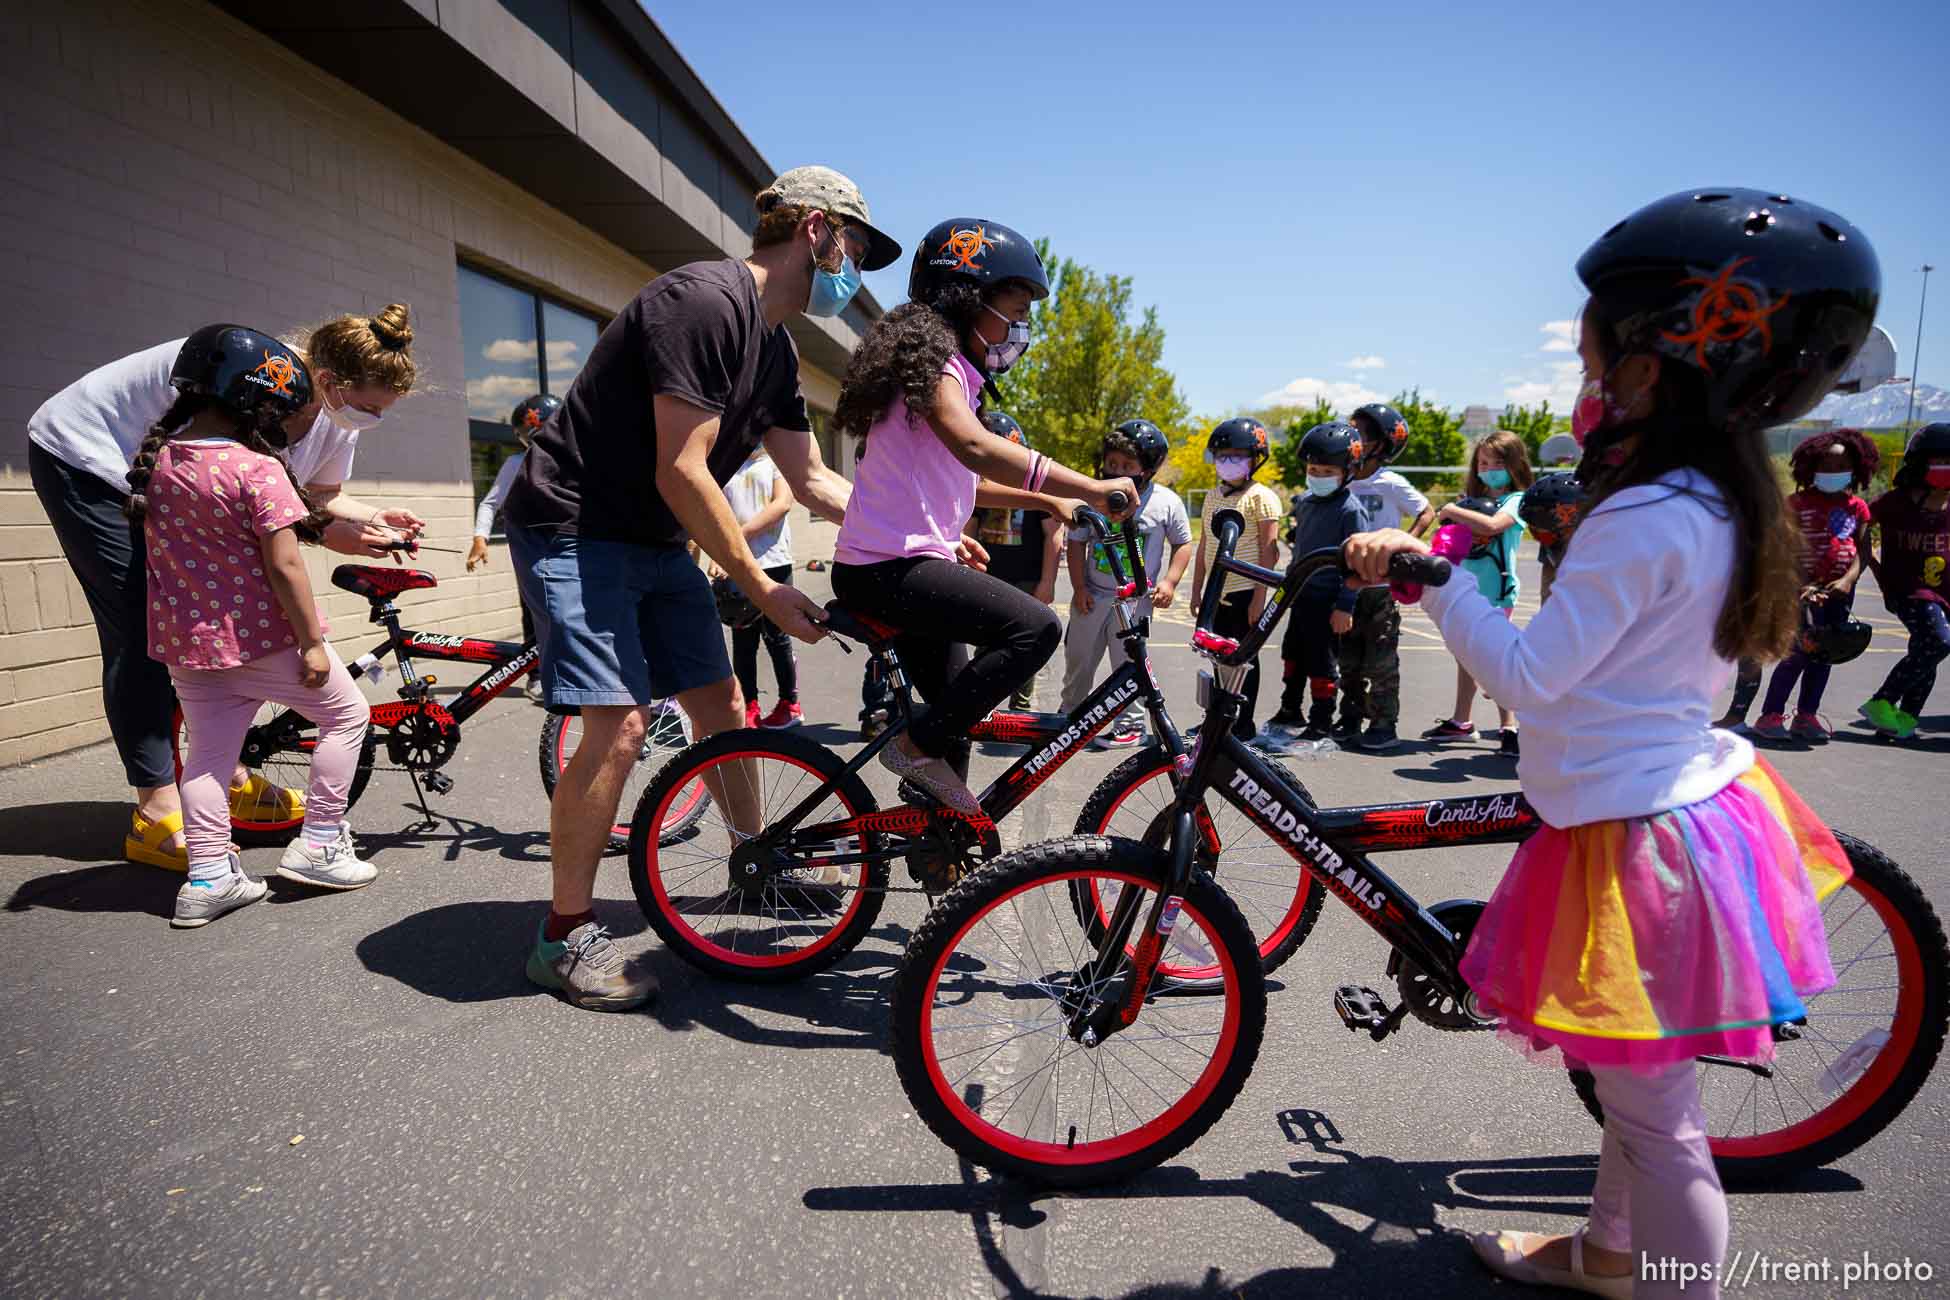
355, 898, 649, 1003
646, 921, 915, 1051
1389, 754, 1520, 785
0, 800, 137, 863
6, 861, 177, 918
349, 811, 553, 866
805, 1104, 1863, 1300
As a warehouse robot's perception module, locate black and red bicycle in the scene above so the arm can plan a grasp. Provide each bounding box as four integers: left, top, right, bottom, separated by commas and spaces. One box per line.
177, 562, 707, 846
621, 502, 1331, 984
888, 512, 1949, 1188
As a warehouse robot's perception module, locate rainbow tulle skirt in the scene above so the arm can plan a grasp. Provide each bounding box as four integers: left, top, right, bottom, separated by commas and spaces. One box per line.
1459, 758, 1853, 1073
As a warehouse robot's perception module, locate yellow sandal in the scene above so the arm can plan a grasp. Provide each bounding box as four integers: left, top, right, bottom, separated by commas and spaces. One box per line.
229, 772, 305, 823
125, 810, 189, 872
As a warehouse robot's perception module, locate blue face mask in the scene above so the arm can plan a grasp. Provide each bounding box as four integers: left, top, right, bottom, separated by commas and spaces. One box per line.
1480, 467, 1512, 491
806, 251, 861, 318
1812, 470, 1853, 494
1305, 473, 1342, 498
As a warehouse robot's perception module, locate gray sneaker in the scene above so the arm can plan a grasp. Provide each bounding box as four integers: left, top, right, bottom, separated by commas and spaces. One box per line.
526, 921, 657, 1010
277, 831, 378, 891
879, 743, 982, 816
172, 869, 267, 928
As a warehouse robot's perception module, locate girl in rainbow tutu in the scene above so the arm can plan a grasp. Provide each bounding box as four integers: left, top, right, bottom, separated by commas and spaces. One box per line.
1348, 188, 1877, 1299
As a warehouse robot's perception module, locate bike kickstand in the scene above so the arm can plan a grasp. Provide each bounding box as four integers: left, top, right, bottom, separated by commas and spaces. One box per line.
406, 769, 437, 826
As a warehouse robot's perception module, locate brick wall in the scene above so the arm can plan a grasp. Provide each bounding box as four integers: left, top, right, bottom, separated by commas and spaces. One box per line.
0, 0, 842, 770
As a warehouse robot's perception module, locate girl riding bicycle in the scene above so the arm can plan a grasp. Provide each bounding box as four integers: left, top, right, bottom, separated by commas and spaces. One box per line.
1348, 190, 1878, 1299
130, 326, 377, 928
829, 218, 1134, 813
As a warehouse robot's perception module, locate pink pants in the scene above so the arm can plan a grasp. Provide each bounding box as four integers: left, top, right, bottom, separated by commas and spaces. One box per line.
1585, 1062, 1730, 1298
170, 647, 369, 866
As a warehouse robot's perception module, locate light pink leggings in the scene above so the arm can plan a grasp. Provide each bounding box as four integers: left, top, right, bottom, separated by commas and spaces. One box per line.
1585, 1061, 1730, 1298
171, 647, 369, 866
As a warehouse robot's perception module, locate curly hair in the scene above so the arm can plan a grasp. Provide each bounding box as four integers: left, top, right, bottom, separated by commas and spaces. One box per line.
833, 282, 989, 439
124, 393, 328, 543
1788, 427, 1879, 490
301, 303, 416, 395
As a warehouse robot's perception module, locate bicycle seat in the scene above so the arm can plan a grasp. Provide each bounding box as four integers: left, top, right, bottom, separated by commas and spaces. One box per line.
823, 602, 900, 646
331, 564, 439, 600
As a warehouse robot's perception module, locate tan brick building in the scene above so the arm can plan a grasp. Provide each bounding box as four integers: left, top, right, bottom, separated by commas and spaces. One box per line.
0, 0, 875, 769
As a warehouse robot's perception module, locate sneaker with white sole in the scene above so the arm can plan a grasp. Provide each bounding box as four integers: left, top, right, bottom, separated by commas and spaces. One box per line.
525, 920, 656, 1011
277, 831, 378, 891
878, 743, 983, 816
172, 863, 266, 929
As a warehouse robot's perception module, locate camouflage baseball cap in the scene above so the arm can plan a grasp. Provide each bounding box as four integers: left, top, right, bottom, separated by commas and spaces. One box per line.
758, 165, 901, 272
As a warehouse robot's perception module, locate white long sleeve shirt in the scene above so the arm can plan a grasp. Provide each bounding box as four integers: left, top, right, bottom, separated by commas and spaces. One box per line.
474, 450, 526, 539
1421, 468, 1755, 828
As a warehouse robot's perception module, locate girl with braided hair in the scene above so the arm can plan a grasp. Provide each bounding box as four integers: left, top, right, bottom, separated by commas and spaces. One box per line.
136, 327, 377, 928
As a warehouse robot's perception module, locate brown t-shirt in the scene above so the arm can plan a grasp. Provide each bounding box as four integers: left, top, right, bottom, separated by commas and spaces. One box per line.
505, 259, 811, 547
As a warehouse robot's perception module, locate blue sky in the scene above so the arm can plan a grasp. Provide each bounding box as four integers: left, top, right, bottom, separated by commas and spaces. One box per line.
654, 0, 1948, 421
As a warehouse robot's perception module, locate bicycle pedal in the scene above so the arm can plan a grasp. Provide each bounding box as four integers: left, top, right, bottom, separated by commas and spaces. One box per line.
422, 772, 455, 795
1332, 984, 1393, 1036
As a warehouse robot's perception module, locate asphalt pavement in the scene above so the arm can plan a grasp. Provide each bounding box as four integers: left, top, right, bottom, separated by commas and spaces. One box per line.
2, 548, 1946, 1299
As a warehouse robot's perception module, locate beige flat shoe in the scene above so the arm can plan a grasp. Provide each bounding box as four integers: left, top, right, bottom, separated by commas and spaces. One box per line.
1470, 1228, 1633, 1299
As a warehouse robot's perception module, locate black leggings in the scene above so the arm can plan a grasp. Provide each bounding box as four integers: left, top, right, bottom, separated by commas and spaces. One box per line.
28, 442, 177, 788
733, 564, 798, 704
831, 556, 1060, 763
1874, 597, 1950, 716
1213, 590, 1262, 736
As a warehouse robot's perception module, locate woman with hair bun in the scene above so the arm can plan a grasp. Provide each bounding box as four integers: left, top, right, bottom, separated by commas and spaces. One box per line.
26, 305, 426, 872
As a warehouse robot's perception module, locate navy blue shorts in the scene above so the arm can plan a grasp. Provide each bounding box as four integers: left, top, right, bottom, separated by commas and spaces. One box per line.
508, 525, 730, 709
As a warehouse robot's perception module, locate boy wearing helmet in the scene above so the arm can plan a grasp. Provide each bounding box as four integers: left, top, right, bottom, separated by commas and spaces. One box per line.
1860, 422, 1950, 739
1059, 419, 1193, 747
1332, 403, 1435, 751
1192, 418, 1284, 740
1261, 423, 1367, 750
468, 393, 560, 701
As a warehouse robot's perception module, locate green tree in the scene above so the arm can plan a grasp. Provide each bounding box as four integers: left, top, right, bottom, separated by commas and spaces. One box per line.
998, 240, 1192, 472
1387, 389, 1467, 491
1499, 400, 1555, 462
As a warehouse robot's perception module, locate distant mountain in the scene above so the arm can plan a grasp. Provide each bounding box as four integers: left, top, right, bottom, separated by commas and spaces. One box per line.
1811, 381, 1950, 428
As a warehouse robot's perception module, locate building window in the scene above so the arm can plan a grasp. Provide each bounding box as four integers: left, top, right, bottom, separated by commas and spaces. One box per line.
457, 263, 606, 531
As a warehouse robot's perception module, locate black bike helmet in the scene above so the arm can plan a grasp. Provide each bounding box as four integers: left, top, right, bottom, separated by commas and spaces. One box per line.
510, 393, 563, 439
1206, 417, 1271, 470
909, 218, 1050, 303
1349, 403, 1410, 466
1452, 495, 1503, 558
1895, 422, 1950, 489
1576, 188, 1881, 445
1518, 471, 1587, 547
170, 324, 313, 423
1797, 609, 1874, 666
712, 577, 762, 631
1297, 422, 1364, 473
981, 409, 1028, 448
1103, 418, 1170, 479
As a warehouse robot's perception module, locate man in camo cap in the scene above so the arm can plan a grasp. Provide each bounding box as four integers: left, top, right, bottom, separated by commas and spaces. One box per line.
503, 165, 898, 1011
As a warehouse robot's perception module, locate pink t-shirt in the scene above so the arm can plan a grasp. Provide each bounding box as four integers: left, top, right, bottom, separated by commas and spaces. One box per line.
834, 353, 983, 565
144, 440, 320, 670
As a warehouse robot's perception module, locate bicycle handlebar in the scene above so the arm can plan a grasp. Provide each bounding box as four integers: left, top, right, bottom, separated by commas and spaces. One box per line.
1191, 509, 1452, 667
1073, 492, 1148, 600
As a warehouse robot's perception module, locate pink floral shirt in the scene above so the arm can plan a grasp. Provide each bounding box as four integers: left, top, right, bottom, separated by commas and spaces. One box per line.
143, 440, 322, 670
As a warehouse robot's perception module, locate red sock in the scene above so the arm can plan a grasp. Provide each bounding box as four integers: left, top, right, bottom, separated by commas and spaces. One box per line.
544, 909, 596, 942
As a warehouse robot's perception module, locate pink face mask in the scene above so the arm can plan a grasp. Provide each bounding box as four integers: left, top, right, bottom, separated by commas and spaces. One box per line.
1571, 378, 1606, 446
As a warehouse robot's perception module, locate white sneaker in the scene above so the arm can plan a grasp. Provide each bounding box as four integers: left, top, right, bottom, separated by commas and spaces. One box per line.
278, 829, 378, 891
171, 863, 267, 928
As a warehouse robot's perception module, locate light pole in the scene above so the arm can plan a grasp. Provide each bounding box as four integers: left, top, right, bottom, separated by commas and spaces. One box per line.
1902, 263, 1934, 437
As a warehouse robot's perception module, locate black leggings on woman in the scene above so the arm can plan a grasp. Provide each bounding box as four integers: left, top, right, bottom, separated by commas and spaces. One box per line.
1874, 597, 1950, 716
733, 564, 798, 705
831, 556, 1061, 771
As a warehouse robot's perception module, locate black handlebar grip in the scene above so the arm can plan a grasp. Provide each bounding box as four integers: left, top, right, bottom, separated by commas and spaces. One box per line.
1387, 552, 1452, 587
1104, 489, 1131, 516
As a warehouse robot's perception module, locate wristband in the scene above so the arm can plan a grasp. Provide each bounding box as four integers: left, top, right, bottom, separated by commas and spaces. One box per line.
1024, 452, 1050, 493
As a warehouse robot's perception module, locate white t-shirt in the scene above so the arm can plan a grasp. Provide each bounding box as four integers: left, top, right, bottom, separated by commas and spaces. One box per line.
725, 454, 792, 569
474, 450, 525, 538
27, 338, 358, 494
1069, 482, 1193, 593
1422, 468, 1754, 829
1348, 469, 1430, 532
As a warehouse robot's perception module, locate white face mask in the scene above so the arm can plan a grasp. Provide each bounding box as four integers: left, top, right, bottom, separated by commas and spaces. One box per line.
322, 385, 384, 433
1215, 455, 1252, 484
